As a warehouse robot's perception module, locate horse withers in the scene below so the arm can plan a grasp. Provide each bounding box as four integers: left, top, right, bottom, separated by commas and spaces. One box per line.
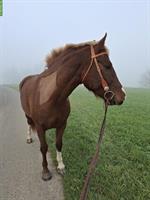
19, 34, 126, 180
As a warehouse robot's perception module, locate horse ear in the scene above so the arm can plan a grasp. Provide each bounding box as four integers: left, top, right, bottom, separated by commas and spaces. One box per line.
98, 33, 107, 47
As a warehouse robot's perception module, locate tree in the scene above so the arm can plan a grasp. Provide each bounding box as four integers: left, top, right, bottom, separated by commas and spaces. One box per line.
141, 70, 150, 88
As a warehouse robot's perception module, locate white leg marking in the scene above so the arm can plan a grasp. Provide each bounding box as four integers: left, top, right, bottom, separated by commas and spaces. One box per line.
27, 125, 32, 140
56, 151, 65, 170
26, 125, 33, 143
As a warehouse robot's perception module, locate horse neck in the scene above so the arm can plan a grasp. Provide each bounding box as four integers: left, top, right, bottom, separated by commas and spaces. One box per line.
56, 56, 84, 102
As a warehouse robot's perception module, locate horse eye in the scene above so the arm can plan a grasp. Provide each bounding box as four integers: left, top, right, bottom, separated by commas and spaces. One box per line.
104, 61, 112, 69
97, 59, 111, 69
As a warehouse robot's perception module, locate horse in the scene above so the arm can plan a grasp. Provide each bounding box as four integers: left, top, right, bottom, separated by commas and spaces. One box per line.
19, 33, 126, 181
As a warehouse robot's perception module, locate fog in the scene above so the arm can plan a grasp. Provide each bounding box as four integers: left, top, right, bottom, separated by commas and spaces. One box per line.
0, 0, 149, 87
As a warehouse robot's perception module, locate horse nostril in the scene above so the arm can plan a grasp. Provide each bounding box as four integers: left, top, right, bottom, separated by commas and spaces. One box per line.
114, 98, 124, 105
109, 98, 116, 105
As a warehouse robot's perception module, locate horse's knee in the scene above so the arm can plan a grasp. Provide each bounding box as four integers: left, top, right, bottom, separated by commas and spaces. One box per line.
56, 124, 66, 150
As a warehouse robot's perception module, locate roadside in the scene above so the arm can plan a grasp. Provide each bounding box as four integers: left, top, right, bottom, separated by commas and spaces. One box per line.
0, 86, 64, 200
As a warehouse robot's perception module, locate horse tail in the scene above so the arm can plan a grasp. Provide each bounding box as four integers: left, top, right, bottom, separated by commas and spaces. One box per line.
19, 77, 27, 91
19, 75, 34, 91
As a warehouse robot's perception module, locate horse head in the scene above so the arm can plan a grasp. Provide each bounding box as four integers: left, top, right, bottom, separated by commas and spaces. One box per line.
82, 33, 126, 105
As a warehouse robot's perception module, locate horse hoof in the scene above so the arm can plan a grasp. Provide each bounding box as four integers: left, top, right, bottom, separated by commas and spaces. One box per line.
42, 170, 52, 181
26, 138, 33, 144
57, 168, 65, 176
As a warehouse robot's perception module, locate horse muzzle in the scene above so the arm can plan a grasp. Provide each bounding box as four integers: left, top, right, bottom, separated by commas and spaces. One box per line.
104, 90, 125, 105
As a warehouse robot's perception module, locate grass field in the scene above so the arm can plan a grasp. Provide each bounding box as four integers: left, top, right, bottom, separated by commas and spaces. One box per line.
46, 87, 150, 200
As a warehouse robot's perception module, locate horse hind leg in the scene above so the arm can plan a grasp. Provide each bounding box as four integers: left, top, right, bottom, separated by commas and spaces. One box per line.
26, 125, 33, 144
25, 115, 34, 144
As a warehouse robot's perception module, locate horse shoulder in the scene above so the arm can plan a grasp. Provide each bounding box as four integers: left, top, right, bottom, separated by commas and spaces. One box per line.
39, 72, 57, 105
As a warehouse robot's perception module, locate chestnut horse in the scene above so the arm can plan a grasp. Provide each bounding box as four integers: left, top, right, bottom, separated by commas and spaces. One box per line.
19, 34, 126, 180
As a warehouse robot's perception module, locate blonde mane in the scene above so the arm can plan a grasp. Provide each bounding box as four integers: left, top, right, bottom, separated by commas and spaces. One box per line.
45, 40, 97, 67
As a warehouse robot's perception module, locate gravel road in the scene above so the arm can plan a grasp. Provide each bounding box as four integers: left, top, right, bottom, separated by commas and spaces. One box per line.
0, 86, 64, 200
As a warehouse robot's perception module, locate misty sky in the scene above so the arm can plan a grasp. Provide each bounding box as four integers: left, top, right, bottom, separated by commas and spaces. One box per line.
0, 0, 150, 87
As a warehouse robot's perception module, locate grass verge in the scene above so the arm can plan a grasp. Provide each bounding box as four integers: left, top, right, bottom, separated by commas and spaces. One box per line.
46, 87, 150, 200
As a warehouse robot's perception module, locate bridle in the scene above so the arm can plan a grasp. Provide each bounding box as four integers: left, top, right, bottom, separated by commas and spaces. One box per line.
82, 45, 114, 104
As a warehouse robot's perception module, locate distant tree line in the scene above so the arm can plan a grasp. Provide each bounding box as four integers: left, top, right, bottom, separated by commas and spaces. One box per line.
141, 70, 150, 88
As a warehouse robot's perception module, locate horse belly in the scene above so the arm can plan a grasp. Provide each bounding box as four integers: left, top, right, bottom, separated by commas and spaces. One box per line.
39, 100, 70, 130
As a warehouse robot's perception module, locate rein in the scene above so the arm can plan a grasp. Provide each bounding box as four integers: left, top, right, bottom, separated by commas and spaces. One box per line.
79, 102, 108, 200
79, 45, 114, 200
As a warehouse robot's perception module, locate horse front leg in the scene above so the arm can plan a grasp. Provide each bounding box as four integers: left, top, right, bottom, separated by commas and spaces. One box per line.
36, 126, 52, 181
56, 124, 66, 175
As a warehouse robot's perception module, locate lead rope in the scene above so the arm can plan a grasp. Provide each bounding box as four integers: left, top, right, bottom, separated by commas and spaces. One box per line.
79, 102, 108, 200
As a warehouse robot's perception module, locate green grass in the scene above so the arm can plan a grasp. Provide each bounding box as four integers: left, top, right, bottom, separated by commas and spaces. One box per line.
0, 0, 2, 16
46, 87, 150, 200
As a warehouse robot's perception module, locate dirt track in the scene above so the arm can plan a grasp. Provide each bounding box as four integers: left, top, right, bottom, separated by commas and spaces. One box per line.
0, 86, 64, 200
